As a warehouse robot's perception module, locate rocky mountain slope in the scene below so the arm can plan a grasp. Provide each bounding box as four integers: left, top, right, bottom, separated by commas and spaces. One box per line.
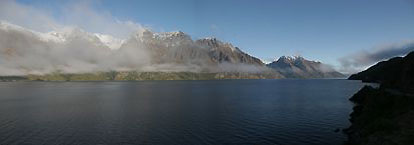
266, 56, 344, 78
0, 22, 277, 77
196, 37, 264, 66
345, 51, 414, 145
0, 21, 345, 80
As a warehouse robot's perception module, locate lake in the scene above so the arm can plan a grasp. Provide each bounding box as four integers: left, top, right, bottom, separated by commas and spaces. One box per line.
0, 79, 365, 145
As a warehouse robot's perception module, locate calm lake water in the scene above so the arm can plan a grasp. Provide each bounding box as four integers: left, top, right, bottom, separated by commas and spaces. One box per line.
0, 79, 365, 145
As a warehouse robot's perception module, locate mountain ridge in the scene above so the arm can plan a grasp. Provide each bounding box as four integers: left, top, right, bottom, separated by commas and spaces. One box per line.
267, 55, 345, 78
0, 21, 342, 79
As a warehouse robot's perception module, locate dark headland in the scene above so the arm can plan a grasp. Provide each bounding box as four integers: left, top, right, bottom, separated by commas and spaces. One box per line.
346, 51, 414, 145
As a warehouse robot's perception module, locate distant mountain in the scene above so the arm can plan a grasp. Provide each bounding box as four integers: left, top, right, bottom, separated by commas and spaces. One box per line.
120, 30, 269, 72
266, 56, 345, 78
1, 21, 345, 80
0, 21, 282, 79
349, 51, 414, 92
196, 37, 264, 66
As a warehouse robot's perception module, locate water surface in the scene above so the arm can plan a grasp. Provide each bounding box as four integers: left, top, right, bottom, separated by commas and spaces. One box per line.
0, 79, 365, 145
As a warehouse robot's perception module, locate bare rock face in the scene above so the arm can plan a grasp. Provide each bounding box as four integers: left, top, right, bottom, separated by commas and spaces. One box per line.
196, 37, 264, 66
119, 31, 269, 73
123, 30, 213, 66
267, 56, 344, 78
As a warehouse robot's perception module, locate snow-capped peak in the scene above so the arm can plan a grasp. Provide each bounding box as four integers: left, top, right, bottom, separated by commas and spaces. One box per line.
153, 31, 189, 40
0, 21, 67, 43
203, 37, 217, 40
40, 28, 124, 49
94, 33, 124, 50
0, 21, 27, 31
41, 31, 68, 43
277, 55, 304, 62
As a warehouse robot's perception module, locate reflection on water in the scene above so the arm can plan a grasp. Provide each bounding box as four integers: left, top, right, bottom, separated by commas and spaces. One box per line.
0, 79, 365, 145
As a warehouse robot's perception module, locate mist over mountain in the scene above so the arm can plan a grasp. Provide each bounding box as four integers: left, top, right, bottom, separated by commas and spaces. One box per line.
0, 21, 347, 79
0, 21, 273, 76
267, 56, 345, 78
339, 40, 414, 74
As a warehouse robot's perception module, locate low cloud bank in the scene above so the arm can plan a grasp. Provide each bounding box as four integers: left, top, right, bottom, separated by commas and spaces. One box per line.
0, 23, 147, 75
338, 40, 414, 74
0, 0, 143, 39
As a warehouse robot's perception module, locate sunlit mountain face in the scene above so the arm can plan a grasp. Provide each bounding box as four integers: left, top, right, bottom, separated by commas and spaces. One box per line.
0, 22, 274, 75
0, 22, 346, 78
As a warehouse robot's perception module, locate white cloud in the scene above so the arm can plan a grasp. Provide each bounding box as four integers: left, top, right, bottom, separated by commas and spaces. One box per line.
0, 0, 144, 39
338, 40, 414, 74
0, 0, 59, 32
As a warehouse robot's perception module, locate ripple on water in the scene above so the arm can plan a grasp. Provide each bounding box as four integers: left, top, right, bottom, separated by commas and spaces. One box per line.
0, 80, 364, 145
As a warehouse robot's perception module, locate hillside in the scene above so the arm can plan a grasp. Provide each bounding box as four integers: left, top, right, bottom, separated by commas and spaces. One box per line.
349, 51, 414, 93
345, 51, 414, 145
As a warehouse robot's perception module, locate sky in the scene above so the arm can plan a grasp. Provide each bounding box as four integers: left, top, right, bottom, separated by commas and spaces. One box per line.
5, 0, 414, 72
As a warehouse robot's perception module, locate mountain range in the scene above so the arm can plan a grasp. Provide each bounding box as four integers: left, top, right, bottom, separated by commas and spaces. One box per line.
267, 56, 345, 78
0, 21, 343, 79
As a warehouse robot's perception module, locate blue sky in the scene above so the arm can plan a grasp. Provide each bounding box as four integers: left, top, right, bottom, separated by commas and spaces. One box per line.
13, 0, 414, 67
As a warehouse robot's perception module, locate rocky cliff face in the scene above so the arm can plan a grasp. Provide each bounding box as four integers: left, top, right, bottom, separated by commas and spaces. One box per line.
266, 56, 344, 78
196, 37, 264, 66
